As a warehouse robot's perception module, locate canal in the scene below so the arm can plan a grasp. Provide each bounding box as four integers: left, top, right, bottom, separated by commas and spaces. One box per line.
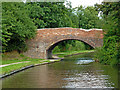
2, 52, 119, 88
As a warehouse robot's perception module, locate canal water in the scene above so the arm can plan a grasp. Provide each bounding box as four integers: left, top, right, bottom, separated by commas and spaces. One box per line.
2, 52, 119, 88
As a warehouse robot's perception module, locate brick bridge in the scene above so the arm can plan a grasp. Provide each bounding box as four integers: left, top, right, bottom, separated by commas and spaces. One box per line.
24, 28, 103, 59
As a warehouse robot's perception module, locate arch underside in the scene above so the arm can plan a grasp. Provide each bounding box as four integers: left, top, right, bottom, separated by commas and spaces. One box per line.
46, 38, 95, 59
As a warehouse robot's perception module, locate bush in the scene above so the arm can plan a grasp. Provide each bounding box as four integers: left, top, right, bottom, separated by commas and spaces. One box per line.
2, 2, 37, 52
94, 36, 119, 66
53, 40, 91, 53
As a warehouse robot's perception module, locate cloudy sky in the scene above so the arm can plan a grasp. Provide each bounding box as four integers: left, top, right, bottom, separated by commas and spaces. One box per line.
66, 0, 104, 8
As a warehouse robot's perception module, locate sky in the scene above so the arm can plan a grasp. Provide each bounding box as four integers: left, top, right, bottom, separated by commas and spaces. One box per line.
22, 0, 104, 7
66, 0, 104, 8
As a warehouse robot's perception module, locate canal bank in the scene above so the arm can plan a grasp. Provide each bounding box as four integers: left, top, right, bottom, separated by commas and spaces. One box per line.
53, 50, 94, 58
1, 50, 94, 78
1, 59, 61, 78
1, 52, 119, 88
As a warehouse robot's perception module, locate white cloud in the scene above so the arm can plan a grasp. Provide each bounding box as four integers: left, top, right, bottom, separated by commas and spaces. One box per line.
66, 0, 104, 8
22, 0, 26, 3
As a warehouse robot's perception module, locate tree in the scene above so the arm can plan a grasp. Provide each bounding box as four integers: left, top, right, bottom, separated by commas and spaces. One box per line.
2, 2, 36, 52
76, 6, 100, 29
94, 2, 120, 65
25, 2, 73, 28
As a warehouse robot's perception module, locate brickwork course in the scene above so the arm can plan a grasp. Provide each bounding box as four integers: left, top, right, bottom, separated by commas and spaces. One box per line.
24, 27, 104, 59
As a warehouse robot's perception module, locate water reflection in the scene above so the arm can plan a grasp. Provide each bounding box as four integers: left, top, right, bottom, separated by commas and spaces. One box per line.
2, 52, 119, 88
76, 59, 94, 64
62, 72, 114, 88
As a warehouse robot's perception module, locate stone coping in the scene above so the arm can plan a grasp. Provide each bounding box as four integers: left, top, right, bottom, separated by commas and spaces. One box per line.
37, 27, 103, 31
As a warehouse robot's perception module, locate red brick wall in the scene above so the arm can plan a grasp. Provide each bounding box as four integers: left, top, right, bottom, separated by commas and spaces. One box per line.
24, 28, 103, 59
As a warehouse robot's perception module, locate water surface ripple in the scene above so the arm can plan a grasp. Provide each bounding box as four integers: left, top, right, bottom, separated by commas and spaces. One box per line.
2, 52, 119, 88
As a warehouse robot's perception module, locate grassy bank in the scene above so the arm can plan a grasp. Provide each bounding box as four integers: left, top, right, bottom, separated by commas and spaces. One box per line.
1, 51, 60, 75
53, 50, 94, 58
1, 50, 94, 75
1, 59, 50, 75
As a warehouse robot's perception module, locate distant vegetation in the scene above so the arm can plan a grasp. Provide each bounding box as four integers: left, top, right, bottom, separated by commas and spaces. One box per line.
2, 1, 120, 65
52, 40, 93, 53
94, 2, 120, 66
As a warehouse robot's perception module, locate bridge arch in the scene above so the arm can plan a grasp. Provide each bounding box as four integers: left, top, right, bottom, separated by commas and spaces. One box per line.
46, 38, 95, 59
23, 28, 103, 59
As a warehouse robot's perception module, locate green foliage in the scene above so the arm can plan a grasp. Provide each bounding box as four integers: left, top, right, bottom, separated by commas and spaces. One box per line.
52, 46, 61, 53
94, 2, 120, 66
2, 2, 37, 52
53, 40, 93, 53
25, 2, 73, 28
103, 36, 119, 65
75, 6, 101, 29
95, 36, 119, 66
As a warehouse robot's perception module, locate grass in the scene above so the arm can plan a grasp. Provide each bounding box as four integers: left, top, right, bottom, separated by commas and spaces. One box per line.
1, 59, 51, 75
1, 50, 94, 75
1, 58, 60, 75
1, 51, 60, 75
53, 50, 95, 58
2, 57, 44, 65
